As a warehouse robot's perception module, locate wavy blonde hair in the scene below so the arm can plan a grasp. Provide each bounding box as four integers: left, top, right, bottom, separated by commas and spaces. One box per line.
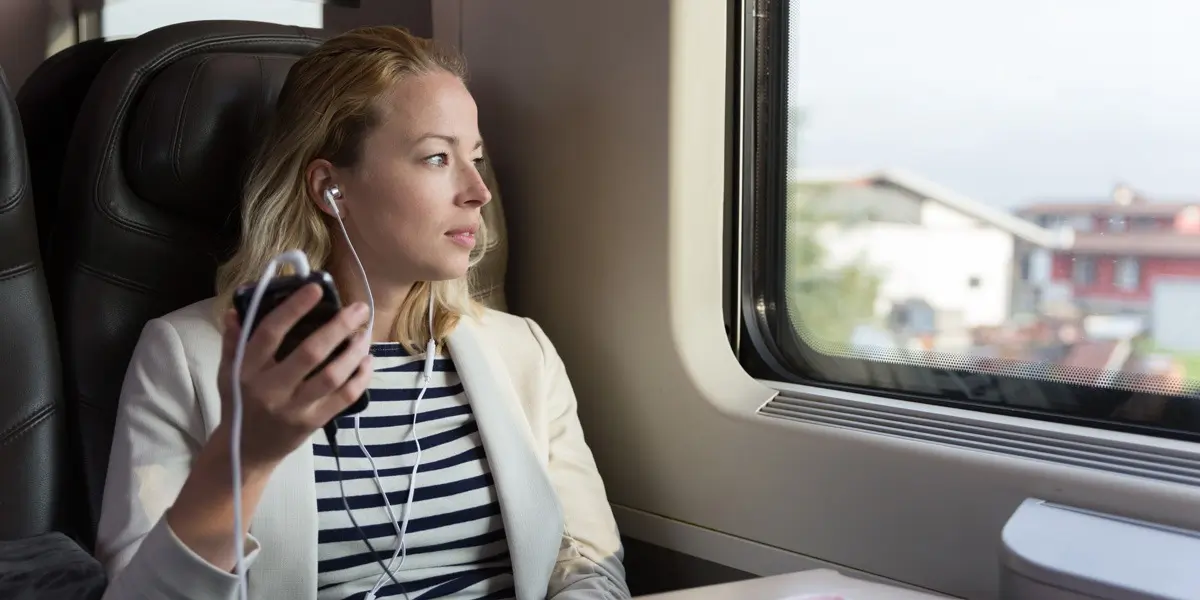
214, 26, 491, 352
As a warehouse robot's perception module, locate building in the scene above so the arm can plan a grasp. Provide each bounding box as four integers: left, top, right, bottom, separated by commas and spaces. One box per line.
791, 168, 1068, 351
1016, 184, 1200, 318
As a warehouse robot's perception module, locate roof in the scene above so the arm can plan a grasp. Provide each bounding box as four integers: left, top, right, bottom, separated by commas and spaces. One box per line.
1019, 201, 1194, 218
1070, 232, 1200, 258
791, 168, 1072, 248
1060, 340, 1126, 371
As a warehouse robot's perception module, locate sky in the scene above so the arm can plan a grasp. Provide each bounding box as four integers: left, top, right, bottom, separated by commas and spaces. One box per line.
788, 0, 1200, 209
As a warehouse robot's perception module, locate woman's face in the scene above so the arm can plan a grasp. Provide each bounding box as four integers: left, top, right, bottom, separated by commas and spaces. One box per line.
318, 71, 491, 285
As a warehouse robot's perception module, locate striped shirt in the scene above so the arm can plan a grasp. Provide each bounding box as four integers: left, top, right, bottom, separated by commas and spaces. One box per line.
313, 343, 515, 600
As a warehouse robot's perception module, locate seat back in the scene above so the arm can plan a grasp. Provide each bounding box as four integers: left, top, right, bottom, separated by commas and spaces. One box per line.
50, 20, 509, 543
16, 38, 129, 261
0, 67, 67, 540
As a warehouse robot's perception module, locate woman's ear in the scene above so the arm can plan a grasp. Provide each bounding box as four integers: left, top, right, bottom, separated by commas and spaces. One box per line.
305, 158, 340, 217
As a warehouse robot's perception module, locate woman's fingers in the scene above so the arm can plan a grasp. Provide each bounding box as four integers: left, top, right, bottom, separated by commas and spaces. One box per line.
273, 301, 369, 383
291, 331, 371, 404
242, 283, 324, 371
303, 355, 375, 428
221, 309, 241, 357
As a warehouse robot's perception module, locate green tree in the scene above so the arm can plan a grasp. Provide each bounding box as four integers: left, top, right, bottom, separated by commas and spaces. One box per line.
784, 180, 882, 351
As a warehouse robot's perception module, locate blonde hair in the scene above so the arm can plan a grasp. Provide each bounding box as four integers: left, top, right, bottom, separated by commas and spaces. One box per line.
214, 26, 491, 352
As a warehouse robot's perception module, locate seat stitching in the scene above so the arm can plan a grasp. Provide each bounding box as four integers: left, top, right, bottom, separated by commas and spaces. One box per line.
171, 56, 213, 184
0, 179, 29, 213
0, 403, 56, 449
74, 261, 156, 294
0, 262, 36, 282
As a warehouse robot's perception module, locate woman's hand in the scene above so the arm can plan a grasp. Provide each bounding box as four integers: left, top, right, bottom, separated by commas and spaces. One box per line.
166, 284, 373, 572
216, 283, 373, 469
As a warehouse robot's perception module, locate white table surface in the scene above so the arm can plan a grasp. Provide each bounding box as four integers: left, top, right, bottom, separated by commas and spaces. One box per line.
633, 569, 953, 600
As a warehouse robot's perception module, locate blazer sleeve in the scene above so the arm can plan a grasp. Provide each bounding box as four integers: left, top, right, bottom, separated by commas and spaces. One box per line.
96, 318, 261, 600
525, 319, 631, 600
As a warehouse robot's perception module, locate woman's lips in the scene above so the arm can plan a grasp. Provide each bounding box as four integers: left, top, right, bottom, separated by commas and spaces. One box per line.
447, 230, 476, 248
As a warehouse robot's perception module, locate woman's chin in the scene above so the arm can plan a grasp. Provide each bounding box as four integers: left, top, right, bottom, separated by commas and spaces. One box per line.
424, 261, 471, 282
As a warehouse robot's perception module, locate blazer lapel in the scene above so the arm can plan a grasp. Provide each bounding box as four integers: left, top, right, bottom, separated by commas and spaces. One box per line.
449, 317, 564, 600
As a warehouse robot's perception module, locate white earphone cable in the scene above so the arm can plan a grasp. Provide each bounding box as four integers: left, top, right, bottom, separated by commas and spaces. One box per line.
230, 250, 311, 600
355, 415, 405, 600
365, 291, 434, 600
328, 191, 375, 340
327, 186, 435, 600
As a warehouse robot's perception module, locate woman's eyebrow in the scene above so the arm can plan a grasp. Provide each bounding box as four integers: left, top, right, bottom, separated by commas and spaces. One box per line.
413, 133, 484, 149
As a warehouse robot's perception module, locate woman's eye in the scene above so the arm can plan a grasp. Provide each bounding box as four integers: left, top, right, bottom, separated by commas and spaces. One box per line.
425, 153, 449, 167
473, 157, 487, 173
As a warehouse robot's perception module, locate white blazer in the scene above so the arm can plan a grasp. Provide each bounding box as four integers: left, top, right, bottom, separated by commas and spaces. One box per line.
95, 298, 629, 600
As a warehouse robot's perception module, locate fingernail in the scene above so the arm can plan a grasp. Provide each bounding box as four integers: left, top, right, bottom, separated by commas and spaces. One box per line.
351, 302, 368, 317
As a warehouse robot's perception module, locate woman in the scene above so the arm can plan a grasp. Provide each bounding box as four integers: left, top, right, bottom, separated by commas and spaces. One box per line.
94, 26, 629, 600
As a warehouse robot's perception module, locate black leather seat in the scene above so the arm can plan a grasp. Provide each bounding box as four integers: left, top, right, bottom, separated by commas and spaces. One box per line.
50, 20, 510, 547
15, 37, 129, 543
50, 21, 329, 547
0, 66, 67, 541
16, 38, 129, 262
0, 65, 106, 600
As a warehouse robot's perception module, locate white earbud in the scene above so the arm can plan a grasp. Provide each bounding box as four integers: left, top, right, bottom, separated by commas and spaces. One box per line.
324, 185, 344, 219
276, 249, 311, 278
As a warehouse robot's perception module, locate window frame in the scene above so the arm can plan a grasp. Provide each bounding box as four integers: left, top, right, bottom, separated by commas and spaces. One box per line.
729, 0, 1200, 442
1115, 257, 1141, 291
1073, 256, 1096, 286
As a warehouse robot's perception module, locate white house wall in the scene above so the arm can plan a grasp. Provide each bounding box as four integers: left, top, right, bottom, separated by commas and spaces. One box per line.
919, 199, 979, 228
1029, 248, 1053, 282
817, 222, 1015, 330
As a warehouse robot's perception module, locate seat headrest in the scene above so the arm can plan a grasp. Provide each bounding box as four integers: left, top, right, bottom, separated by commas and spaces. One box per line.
58, 21, 325, 270
124, 53, 297, 225
16, 37, 129, 258
0, 68, 41, 270
0, 69, 26, 215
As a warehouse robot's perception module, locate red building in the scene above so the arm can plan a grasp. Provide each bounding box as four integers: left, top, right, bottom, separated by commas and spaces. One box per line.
1017, 185, 1200, 315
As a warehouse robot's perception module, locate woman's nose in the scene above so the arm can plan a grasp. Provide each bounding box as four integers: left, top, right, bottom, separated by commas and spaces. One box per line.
459, 166, 492, 207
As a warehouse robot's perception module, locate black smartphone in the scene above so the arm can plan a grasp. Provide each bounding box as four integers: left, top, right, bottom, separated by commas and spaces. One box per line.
232, 270, 369, 418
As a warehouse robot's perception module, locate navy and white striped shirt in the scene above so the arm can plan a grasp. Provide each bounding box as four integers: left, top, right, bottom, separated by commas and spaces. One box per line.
313, 344, 515, 600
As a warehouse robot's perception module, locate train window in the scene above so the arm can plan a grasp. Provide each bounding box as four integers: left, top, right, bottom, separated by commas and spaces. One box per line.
736, 0, 1200, 441
94, 0, 326, 39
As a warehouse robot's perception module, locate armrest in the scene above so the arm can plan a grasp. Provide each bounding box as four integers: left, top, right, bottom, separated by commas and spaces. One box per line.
0, 531, 107, 600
